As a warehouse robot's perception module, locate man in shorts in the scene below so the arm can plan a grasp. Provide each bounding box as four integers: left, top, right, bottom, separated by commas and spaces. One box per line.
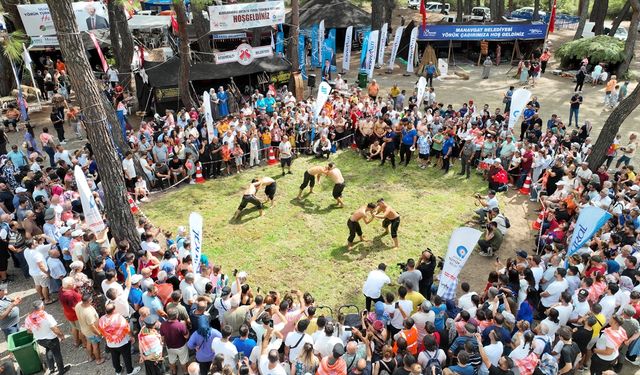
75, 293, 105, 364
233, 179, 263, 220
374, 198, 401, 249
258, 177, 277, 206
160, 308, 189, 375
347, 203, 376, 250
326, 162, 345, 207
297, 165, 328, 199
279, 137, 293, 176
24, 238, 55, 304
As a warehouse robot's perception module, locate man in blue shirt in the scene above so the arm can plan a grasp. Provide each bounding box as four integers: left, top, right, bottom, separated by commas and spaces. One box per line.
520, 104, 536, 141
441, 133, 455, 173
128, 274, 144, 311
6, 145, 27, 169
425, 61, 436, 87
232, 324, 256, 357
400, 119, 417, 167
380, 126, 396, 169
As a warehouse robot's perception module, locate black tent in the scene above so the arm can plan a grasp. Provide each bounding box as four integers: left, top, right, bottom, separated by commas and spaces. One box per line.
137, 55, 291, 114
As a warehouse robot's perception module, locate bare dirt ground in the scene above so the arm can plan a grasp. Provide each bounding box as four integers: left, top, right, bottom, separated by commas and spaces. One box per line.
1, 14, 639, 375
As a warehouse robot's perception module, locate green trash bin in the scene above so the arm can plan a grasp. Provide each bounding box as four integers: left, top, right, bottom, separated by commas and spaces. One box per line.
7, 330, 42, 375
358, 71, 368, 89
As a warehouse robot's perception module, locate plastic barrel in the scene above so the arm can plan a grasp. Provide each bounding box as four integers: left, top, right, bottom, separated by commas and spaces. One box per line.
358, 71, 368, 89
7, 331, 42, 375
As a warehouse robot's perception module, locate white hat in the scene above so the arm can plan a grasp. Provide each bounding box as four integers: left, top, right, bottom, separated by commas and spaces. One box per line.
15, 187, 27, 193
238, 271, 248, 279
631, 185, 640, 191
130, 274, 143, 284
71, 229, 84, 237
493, 158, 502, 164
59, 226, 72, 234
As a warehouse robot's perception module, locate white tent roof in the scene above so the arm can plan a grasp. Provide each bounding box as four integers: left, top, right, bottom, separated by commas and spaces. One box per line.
128, 15, 172, 30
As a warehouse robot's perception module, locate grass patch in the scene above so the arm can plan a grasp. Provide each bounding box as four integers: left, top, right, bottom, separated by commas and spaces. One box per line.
143, 151, 485, 308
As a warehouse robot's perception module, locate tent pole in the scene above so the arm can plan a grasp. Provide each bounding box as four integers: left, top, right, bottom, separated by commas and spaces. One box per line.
510, 39, 518, 66
447, 40, 452, 64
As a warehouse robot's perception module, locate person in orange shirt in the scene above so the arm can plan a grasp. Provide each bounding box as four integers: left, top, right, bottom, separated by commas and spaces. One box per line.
317, 343, 347, 375
392, 318, 419, 356
604, 74, 617, 106
221, 142, 231, 175
55, 59, 66, 73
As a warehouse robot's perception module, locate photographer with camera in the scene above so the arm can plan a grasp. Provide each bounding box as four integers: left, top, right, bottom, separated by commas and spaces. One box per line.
474, 190, 499, 223
474, 221, 503, 257
417, 250, 437, 300
397, 259, 422, 302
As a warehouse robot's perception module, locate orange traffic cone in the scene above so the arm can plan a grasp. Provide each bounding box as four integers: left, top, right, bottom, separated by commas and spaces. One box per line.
128, 194, 139, 214
519, 174, 532, 195
351, 136, 358, 150
195, 162, 205, 184
267, 147, 277, 165
531, 211, 544, 230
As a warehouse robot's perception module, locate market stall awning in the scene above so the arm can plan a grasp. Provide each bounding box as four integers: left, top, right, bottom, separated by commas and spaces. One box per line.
144, 56, 291, 88
128, 15, 172, 30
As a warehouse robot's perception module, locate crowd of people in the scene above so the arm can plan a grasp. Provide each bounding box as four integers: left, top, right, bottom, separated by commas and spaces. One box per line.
0, 48, 638, 375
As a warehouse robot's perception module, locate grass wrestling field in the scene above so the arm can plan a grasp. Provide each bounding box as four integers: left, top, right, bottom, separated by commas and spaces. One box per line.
143, 150, 486, 308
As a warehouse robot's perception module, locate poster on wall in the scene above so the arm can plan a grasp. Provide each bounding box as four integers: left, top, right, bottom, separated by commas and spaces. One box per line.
208, 1, 285, 32
18, 2, 109, 37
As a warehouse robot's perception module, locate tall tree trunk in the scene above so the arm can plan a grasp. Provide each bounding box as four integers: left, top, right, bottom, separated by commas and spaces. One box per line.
590, 0, 608, 35
457, 0, 464, 21
508, 0, 514, 12
616, 0, 640, 78
588, 82, 640, 170
173, 0, 196, 109
490, 0, 498, 21
107, 0, 134, 84
498, 0, 505, 19
385, 0, 396, 23
45, 0, 142, 253
289, 0, 299, 73
574, 0, 590, 40
610, 0, 632, 36
0, 0, 25, 32
532, 0, 540, 21
371, 0, 384, 30
465, 0, 472, 15
192, 1, 213, 62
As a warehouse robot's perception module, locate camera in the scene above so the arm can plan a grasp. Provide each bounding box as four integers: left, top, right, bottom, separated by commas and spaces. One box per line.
397, 262, 407, 272
436, 256, 445, 269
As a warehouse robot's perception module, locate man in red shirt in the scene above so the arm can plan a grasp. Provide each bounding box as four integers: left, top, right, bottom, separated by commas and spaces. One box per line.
518, 146, 534, 188
584, 255, 607, 279
160, 308, 189, 375
58, 277, 84, 347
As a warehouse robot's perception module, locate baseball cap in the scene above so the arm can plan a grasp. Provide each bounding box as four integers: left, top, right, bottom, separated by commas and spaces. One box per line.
578, 289, 589, 299
221, 286, 232, 297
516, 250, 528, 259
332, 343, 345, 357
143, 315, 158, 326
130, 274, 143, 284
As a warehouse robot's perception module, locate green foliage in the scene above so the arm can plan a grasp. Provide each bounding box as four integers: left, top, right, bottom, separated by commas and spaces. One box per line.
2, 31, 27, 62
556, 35, 626, 67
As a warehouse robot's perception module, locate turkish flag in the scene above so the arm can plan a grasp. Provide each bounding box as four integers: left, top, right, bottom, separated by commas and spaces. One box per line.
549, 0, 557, 33
171, 15, 179, 33
420, 0, 427, 29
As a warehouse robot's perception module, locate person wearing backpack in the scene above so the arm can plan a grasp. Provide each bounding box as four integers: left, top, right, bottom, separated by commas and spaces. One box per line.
474, 333, 515, 375
417, 336, 445, 375
489, 208, 509, 236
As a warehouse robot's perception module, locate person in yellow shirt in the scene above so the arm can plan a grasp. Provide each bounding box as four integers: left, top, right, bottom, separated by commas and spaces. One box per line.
261, 130, 271, 159
604, 74, 617, 106
390, 84, 400, 108
404, 282, 426, 314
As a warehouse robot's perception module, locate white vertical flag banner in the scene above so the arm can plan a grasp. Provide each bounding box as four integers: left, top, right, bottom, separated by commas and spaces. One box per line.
437, 227, 482, 298
507, 88, 532, 129
366, 30, 379, 79
189, 212, 204, 273
416, 77, 427, 108
377, 23, 388, 66
318, 20, 325, 67
202, 91, 215, 142
74, 166, 106, 233
387, 26, 404, 71
314, 81, 332, 119
407, 27, 418, 73
342, 25, 353, 72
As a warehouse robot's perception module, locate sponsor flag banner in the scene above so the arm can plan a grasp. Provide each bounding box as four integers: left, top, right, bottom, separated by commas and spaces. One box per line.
366, 30, 379, 79
377, 23, 388, 66
407, 27, 418, 73
189, 212, 204, 273
416, 76, 427, 107
298, 33, 307, 79
208, 1, 285, 32
322, 28, 337, 72
314, 81, 332, 119
359, 31, 370, 71
17, 2, 109, 36
74, 166, 106, 233
507, 88, 532, 129
567, 206, 612, 256
311, 25, 319, 67
549, 0, 557, 33
387, 26, 404, 71
342, 26, 353, 72
437, 227, 482, 298
202, 91, 215, 141
317, 20, 325, 68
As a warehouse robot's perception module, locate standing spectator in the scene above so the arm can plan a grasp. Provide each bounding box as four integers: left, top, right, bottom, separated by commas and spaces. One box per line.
24, 300, 70, 374
160, 308, 190, 375
362, 263, 391, 311
139, 315, 164, 375
75, 293, 105, 364
98, 303, 141, 375
0, 283, 20, 340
